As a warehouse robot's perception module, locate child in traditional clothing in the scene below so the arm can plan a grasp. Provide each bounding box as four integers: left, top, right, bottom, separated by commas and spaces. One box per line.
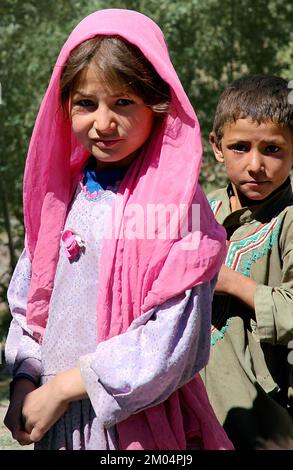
201, 75, 293, 449
4, 9, 232, 450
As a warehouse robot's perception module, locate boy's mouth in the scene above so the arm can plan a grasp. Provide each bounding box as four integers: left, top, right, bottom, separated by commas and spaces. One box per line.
244, 180, 269, 187
243, 179, 268, 184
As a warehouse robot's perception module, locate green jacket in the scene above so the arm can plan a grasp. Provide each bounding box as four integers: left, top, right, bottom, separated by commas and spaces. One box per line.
201, 179, 293, 449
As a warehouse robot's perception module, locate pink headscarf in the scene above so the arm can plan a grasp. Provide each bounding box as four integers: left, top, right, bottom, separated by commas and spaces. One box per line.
24, 9, 231, 449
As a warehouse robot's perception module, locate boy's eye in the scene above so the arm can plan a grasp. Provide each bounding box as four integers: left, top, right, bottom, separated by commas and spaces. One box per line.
265, 145, 280, 154
116, 98, 135, 107
230, 143, 249, 153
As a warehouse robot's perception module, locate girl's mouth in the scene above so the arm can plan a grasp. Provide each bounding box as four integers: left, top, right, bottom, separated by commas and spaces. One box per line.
92, 139, 122, 148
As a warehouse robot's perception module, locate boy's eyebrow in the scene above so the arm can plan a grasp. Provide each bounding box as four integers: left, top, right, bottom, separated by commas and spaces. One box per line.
260, 137, 288, 145
226, 138, 248, 143
226, 137, 288, 145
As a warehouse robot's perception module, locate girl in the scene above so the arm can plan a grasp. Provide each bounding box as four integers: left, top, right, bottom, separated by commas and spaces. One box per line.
4, 9, 232, 450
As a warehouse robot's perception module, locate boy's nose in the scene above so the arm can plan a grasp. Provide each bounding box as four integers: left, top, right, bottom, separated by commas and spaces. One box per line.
247, 150, 265, 173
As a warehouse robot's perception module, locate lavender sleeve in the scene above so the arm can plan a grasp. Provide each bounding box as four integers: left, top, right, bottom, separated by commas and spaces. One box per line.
79, 279, 214, 428
5, 249, 41, 384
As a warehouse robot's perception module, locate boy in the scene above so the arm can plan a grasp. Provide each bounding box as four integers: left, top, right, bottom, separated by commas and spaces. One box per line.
201, 75, 293, 449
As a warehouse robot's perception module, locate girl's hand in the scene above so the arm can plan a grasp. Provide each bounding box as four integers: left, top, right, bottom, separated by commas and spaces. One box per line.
4, 378, 36, 446
21, 377, 69, 442
22, 367, 87, 442
215, 265, 257, 310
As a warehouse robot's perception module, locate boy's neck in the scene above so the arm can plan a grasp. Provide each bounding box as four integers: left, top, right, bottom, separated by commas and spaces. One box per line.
230, 184, 242, 211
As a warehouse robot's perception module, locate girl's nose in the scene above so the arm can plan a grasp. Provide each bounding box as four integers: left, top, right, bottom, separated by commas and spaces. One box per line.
93, 107, 117, 134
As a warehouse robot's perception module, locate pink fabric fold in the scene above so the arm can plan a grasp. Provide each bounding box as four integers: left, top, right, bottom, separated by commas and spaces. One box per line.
23, 9, 232, 449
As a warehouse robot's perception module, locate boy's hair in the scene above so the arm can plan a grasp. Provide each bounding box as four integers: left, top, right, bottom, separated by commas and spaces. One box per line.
60, 36, 171, 116
213, 75, 293, 144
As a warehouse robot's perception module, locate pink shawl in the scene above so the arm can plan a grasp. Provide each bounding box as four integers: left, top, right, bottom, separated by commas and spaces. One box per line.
24, 9, 232, 449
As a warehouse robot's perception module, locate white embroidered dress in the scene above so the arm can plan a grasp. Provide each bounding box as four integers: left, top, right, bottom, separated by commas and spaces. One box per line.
6, 178, 214, 450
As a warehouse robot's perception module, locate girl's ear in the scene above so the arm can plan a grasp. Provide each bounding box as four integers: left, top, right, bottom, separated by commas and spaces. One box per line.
209, 132, 224, 163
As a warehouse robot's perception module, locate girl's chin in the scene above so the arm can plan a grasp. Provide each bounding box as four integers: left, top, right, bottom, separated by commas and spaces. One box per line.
92, 157, 130, 171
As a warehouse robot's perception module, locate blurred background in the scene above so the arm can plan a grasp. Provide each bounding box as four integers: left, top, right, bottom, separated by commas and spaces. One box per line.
0, 0, 292, 362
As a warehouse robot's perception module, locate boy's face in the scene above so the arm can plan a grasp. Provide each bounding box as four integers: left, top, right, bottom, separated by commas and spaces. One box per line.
211, 118, 293, 202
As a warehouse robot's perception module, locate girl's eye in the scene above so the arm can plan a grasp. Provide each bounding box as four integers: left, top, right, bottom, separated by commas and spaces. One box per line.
75, 99, 95, 108
116, 98, 135, 107
230, 143, 249, 153
265, 145, 280, 154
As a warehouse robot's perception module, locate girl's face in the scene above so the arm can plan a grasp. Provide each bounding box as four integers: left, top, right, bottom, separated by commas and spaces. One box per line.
70, 64, 154, 170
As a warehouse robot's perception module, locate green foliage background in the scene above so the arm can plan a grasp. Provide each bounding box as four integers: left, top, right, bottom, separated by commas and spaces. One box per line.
0, 0, 293, 337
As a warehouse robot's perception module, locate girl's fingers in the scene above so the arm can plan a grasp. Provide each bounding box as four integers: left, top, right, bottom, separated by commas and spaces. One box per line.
30, 426, 45, 443
22, 414, 34, 434
13, 429, 34, 446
